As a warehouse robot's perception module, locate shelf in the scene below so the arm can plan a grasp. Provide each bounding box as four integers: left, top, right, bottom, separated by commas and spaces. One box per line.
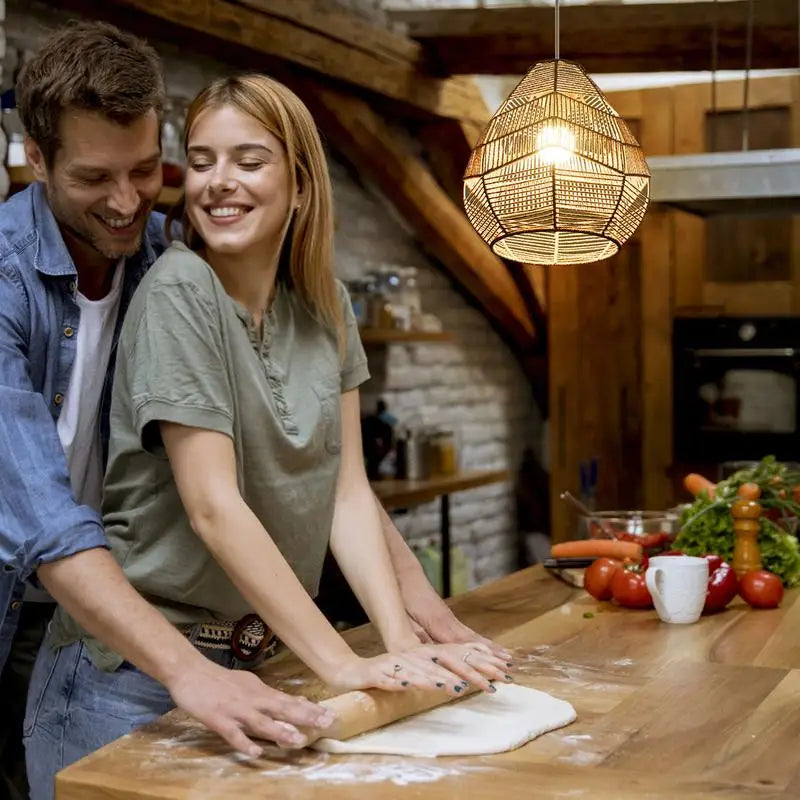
8, 165, 182, 207
358, 328, 452, 344
371, 468, 510, 509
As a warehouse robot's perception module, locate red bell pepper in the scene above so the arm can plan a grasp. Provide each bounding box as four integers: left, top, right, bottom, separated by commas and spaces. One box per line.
703, 554, 738, 613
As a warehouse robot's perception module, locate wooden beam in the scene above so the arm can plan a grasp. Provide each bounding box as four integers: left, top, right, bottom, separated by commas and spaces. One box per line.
298, 83, 539, 364
103, 0, 488, 121
391, 0, 798, 75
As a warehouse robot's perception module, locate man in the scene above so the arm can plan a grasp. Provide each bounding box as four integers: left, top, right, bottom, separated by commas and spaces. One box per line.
0, 19, 502, 799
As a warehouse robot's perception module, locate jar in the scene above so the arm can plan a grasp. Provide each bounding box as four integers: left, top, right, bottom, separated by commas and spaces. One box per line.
430, 430, 457, 475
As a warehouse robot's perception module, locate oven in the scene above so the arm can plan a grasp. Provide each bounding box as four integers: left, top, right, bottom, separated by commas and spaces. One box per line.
673, 317, 800, 462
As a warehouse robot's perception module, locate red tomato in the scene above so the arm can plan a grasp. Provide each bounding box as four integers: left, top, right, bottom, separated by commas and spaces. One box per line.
739, 570, 784, 609
584, 558, 621, 601
611, 567, 653, 609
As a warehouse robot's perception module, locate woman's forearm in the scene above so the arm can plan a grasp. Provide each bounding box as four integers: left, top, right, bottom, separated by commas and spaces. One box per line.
329, 482, 419, 651
190, 493, 357, 681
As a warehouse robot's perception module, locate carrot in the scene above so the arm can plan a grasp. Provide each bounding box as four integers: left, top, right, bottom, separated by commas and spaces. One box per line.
551, 539, 643, 562
737, 482, 761, 500
684, 472, 716, 499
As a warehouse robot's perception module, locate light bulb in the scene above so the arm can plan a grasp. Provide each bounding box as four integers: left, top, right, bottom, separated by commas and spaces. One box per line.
536, 125, 575, 166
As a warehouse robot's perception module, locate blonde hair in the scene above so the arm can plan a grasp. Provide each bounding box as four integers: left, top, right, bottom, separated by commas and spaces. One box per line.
167, 74, 342, 338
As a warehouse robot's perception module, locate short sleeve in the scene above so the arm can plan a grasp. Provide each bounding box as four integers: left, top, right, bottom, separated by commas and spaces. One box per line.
336, 280, 370, 392
123, 277, 234, 446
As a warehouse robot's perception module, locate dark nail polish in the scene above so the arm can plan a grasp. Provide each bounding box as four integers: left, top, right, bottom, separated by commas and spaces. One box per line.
506, 662, 514, 668
401, 680, 409, 686
505, 674, 514, 681
454, 685, 463, 692
461, 681, 469, 687
436, 682, 445, 688
487, 684, 497, 693
431, 657, 439, 664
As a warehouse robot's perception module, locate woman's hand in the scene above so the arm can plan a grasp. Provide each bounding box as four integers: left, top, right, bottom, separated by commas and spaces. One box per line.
325, 643, 512, 695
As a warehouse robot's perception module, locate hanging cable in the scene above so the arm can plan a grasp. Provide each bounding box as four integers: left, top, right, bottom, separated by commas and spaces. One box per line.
710, 0, 719, 152
554, 0, 560, 61
741, 0, 755, 151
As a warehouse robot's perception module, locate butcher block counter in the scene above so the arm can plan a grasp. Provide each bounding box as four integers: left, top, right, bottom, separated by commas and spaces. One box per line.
58, 566, 800, 799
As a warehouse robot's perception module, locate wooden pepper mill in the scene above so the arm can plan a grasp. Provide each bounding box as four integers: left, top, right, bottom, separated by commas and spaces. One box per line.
731, 488, 763, 578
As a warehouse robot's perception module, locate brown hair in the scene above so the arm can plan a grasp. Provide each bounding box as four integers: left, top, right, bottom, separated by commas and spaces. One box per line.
16, 20, 165, 168
168, 74, 342, 340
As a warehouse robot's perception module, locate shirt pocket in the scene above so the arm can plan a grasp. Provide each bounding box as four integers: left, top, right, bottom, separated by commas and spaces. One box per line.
311, 374, 342, 455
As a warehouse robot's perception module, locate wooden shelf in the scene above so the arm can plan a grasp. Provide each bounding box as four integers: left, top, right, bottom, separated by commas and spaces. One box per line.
358, 328, 452, 344
8, 165, 181, 207
371, 468, 510, 509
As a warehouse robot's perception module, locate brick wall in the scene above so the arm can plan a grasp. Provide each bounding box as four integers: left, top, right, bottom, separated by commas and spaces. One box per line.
4, 0, 543, 587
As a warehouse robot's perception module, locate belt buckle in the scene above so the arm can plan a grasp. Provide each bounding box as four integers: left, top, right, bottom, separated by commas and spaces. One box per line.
230, 613, 270, 662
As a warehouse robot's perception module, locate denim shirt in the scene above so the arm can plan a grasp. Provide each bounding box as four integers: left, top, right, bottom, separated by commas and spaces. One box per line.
0, 183, 168, 671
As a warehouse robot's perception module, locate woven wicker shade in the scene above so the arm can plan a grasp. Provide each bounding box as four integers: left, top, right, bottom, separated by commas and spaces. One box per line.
464, 60, 650, 265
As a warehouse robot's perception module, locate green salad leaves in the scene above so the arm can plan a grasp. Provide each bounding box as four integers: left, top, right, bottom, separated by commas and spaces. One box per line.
674, 457, 800, 587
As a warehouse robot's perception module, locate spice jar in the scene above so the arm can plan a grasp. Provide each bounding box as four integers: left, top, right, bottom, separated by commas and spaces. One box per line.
430, 430, 457, 475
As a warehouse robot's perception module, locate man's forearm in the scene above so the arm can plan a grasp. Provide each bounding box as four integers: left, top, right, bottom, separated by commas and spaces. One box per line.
37, 548, 201, 688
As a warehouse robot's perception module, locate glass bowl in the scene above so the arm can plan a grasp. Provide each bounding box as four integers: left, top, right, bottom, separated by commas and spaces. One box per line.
582, 510, 680, 554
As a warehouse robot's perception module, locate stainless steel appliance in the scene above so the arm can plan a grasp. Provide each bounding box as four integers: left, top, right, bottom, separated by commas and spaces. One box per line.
673, 317, 800, 462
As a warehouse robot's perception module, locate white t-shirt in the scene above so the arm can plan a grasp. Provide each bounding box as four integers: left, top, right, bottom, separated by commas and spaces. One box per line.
26, 260, 125, 603
57, 259, 125, 511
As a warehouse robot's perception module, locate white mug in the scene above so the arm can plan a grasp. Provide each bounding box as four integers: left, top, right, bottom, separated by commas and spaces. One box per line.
645, 555, 708, 624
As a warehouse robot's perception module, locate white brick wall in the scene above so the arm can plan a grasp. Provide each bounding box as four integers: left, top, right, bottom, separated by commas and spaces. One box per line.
5, 0, 544, 588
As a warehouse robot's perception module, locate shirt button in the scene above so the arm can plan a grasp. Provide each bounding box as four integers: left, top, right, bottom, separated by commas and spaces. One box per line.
54, 392, 64, 405
10, 601, 22, 611
64, 326, 74, 338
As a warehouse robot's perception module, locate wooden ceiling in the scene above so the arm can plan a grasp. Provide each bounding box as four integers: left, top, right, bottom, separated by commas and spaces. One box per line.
390, 0, 799, 75
53, 0, 789, 386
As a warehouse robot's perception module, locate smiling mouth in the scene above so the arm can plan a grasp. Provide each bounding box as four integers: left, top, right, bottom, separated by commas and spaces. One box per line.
206, 205, 252, 220
94, 206, 146, 235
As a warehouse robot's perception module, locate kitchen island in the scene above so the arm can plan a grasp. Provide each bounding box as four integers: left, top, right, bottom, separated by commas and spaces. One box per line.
57, 566, 800, 799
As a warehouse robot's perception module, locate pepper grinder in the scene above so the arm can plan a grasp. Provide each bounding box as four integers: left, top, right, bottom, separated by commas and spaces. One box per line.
731, 490, 762, 578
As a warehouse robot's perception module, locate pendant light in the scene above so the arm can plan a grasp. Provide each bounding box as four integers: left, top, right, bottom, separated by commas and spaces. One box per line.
462, 0, 650, 266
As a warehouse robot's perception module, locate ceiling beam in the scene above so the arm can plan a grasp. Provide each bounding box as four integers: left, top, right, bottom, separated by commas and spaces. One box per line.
102, 0, 488, 122
390, 0, 798, 75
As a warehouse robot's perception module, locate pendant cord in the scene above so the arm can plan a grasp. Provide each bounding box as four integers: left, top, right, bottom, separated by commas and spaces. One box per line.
741, 0, 754, 151
554, 0, 560, 61
710, 0, 719, 152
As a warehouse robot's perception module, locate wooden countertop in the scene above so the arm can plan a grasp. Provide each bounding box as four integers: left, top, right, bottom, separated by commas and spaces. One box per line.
58, 566, 800, 799
371, 468, 510, 509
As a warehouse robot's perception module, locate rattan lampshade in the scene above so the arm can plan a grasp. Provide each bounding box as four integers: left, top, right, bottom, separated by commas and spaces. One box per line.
463, 60, 650, 265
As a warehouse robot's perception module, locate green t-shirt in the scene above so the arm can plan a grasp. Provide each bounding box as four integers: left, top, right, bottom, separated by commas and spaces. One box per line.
51, 241, 370, 670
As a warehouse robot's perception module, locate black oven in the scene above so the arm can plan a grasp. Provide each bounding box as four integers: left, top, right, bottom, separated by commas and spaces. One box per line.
673, 317, 800, 462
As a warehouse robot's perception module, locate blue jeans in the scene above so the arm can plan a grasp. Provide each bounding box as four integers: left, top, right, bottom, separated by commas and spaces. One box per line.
23, 626, 271, 800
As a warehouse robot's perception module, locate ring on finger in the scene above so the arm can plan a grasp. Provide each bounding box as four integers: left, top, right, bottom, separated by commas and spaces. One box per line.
393, 664, 402, 674
463, 652, 472, 666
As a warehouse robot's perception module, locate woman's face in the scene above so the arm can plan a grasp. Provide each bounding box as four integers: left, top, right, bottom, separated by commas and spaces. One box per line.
184, 103, 296, 258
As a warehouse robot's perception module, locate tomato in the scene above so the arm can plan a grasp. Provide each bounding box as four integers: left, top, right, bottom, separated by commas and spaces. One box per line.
611, 567, 653, 609
739, 570, 784, 609
584, 558, 621, 601
703, 556, 738, 613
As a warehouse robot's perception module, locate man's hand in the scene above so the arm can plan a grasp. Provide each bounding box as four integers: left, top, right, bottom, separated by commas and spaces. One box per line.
166, 660, 335, 755
399, 572, 511, 660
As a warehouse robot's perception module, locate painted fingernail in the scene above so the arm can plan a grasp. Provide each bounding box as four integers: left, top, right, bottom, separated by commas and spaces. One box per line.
461, 681, 469, 687
487, 684, 497, 693
454, 685, 463, 692
436, 682, 445, 688
431, 657, 439, 664
504, 674, 514, 682
401, 680, 409, 686
506, 662, 514, 668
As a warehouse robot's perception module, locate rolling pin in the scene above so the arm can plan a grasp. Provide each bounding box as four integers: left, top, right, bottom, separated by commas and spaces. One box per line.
300, 685, 480, 746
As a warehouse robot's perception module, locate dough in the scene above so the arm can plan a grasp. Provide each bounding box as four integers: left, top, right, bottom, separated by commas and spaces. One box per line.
312, 683, 576, 757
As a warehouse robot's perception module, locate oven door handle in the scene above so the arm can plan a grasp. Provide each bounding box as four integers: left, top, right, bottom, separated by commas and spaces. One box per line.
690, 347, 797, 358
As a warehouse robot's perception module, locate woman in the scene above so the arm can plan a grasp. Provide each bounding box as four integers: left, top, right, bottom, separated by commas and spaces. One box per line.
24, 74, 509, 798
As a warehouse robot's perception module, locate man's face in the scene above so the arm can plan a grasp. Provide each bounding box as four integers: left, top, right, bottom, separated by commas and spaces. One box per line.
28, 108, 163, 263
